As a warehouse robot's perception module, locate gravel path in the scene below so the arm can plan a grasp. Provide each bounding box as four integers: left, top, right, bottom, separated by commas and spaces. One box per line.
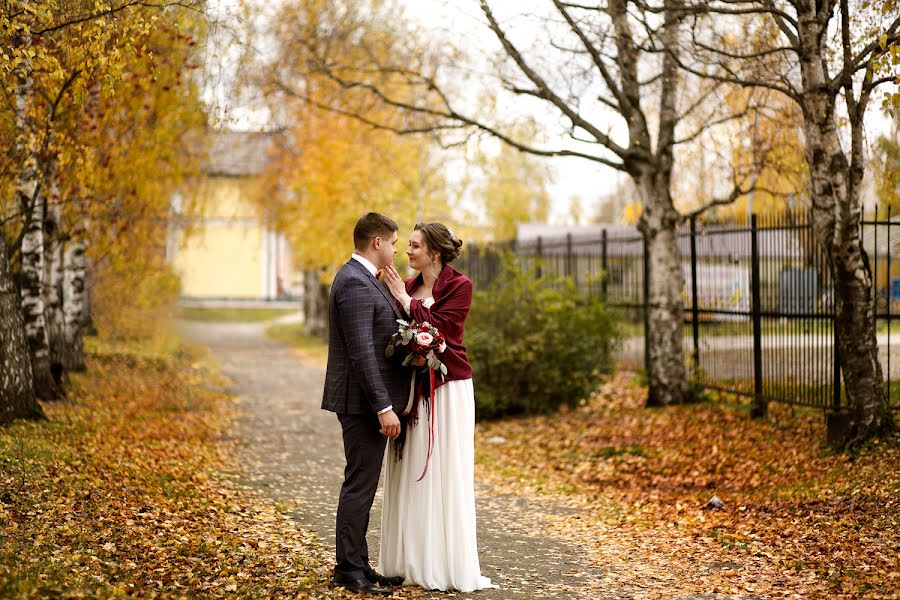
177, 319, 616, 599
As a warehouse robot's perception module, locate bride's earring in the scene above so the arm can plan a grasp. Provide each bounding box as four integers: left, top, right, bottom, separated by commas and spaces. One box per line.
429, 254, 439, 277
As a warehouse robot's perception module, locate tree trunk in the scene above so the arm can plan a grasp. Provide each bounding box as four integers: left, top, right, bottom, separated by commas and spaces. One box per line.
62, 240, 87, 372
43, 179, 67, 386
20, 188, 63, 400
638, 175, 688, 406
797, 10, 894, 447
807, 132, 894, 446
0, 234, 43, 425
614, 0, 687, 407
303, 269, 329, 340
81, 254, 97, 337
14, 29, 61, 400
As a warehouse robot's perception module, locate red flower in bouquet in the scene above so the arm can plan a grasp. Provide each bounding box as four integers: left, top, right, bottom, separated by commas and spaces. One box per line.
385, 319, 448, 376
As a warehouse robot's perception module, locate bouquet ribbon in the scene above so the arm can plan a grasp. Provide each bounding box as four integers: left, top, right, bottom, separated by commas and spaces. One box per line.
402, 367, 437, 482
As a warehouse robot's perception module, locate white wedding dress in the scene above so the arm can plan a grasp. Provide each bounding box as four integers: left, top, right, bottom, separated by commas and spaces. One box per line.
379, 302, 494, 592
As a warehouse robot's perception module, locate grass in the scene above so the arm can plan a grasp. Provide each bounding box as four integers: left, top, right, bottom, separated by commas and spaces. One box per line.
265, 322, 328, 367
177, 306, 300, 323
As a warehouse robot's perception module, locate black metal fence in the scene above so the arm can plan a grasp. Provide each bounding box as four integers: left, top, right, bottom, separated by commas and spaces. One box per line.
457, 210, 900, 411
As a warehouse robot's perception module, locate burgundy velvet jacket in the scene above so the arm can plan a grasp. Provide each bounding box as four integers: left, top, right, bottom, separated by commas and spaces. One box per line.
399, 265, 473, 390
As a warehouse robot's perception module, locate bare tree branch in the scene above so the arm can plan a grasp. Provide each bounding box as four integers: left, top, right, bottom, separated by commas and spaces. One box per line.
270, 79, 628, 170
666, 48, 803, 102
479, 0, 630, 160
685, 178, 772, 218
674, 109, 751, 145
551, 0, 629, 113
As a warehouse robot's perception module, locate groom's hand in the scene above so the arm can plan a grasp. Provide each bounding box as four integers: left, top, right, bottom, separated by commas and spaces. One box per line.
378, 410, 401, 438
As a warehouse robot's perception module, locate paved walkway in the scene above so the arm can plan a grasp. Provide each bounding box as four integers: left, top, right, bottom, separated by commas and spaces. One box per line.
177, 319, 614, 599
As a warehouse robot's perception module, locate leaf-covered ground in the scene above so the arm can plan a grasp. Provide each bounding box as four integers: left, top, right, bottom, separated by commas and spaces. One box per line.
0, 346, 355, 599
4, 342, 898, 598
475, 373, 900, 599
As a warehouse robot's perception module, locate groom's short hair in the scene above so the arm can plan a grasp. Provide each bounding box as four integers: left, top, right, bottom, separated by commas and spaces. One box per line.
354, 212, 398, 250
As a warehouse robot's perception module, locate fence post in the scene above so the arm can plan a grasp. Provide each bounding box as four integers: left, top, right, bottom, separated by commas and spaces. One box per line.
833, 308, 842, 410
750, 214, 767, 418
566, 233, 573, 281
888, 204, 892, 407
642, 233, 651, 379
601, 229, 608, 302
536, 236, 543, 279
690, 216, 700, 377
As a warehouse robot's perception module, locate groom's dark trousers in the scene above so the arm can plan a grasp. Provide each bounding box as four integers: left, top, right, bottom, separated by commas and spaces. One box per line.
335, 412, 386, 578
322, 259, 408, 580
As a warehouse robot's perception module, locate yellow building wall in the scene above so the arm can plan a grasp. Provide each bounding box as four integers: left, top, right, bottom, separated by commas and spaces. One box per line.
173, 225, 265, 298
172, 176, 271, 299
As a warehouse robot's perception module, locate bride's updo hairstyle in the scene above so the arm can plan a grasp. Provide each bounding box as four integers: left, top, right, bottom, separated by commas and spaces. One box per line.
415, 222, 463, 264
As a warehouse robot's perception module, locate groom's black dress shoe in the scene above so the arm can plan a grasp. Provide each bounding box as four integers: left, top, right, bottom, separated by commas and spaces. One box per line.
333, 572, 392, 596
365, 569, 404, 587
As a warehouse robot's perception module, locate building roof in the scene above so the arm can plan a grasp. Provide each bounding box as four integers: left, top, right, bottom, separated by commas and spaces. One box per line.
202, 130, 280, 177
516, 223, 636, 242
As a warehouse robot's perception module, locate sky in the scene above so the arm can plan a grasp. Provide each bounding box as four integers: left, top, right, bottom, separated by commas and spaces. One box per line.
396, 0, 625, 224
204, 0, 898, 226
201, 0, 622, 225
394, 0, 898, 220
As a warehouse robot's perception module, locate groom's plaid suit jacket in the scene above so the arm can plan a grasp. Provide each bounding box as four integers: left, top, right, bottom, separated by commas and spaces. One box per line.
322, 259, 409, 415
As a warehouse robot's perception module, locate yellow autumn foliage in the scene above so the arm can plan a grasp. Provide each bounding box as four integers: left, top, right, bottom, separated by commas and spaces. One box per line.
1, 1, 208, 340
250, 0, 458, 281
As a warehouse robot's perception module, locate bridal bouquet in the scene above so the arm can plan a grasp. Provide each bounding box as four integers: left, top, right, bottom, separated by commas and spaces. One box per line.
385, 319, 447, 481
385, 319, 448, 376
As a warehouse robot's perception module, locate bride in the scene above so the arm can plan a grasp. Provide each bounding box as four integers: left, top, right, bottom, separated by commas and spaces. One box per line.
380, 222, 494, 592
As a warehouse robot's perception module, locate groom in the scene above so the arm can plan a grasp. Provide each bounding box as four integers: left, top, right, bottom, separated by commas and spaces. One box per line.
322, 212, 409, 595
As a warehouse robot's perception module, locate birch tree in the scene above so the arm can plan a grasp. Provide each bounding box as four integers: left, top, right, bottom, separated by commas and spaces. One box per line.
44, 168, 67, 385
1, 0, 208, 408
0, 233, 43, 424
60, 238, 87, 371
261, 0, 760, 405
10, 28, 63, 400
683, 0, 898, 446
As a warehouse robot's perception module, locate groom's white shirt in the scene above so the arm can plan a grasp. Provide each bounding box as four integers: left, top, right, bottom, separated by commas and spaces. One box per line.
351, 253, 378, 277
351, 253, 394, 416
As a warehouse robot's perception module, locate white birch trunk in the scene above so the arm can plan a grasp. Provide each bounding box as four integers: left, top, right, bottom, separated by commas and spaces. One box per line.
796, 2, 894, 445
43, 168, 66, 386
638, 174, 688, 406
13, 30, 61, 400
62, 240, 87, 371
20, 191, 61, 399
618, 0, 689, 405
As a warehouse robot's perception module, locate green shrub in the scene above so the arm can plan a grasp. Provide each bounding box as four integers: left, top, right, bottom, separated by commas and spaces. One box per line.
466, 257, 619, 419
